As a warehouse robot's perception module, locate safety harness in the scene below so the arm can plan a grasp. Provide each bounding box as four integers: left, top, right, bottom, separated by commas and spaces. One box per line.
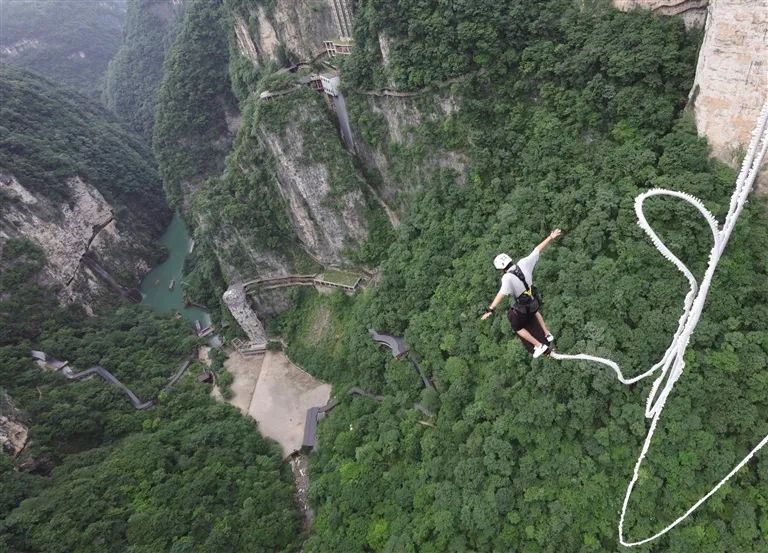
506, 264, 541, 315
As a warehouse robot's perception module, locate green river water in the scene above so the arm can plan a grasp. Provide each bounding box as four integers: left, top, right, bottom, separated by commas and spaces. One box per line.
140, 213, 211, 328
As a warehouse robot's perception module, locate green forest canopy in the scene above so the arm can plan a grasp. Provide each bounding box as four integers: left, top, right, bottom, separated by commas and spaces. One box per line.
0, 239, 302, 553
103, 0, 186, 139
0, 64, 164, 218
0, 0, 125, 98
1, 0, 767, 551
264, 3, 768, 553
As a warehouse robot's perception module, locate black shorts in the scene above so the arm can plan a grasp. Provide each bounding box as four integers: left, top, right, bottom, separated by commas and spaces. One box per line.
507, 306, 535, 332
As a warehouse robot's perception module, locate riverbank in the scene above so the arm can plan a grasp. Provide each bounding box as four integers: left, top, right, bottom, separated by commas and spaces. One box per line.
139, 212, 210, 326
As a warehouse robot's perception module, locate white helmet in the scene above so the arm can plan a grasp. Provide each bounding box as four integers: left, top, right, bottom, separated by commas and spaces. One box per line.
494, 253, 512, 270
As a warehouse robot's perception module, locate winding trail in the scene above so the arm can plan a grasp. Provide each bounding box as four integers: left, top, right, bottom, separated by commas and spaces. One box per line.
370, 329, 435, 390
302, 386, 385, 450
550, 100, 768, 546
31, 351, 192, 410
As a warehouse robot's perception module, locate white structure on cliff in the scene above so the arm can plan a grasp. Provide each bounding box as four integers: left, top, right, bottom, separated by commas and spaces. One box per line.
325, 0, 354, 57
330, 0, 353, 39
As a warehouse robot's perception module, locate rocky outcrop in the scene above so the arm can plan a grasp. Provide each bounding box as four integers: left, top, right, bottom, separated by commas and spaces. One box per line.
0, 174, 160, 310
690, 0, 768, 168
231, 0, 338, 65
260, 110, 368, 266
223, 283, 267, 344
235, 15, 262, 64
614, 0, 768, 177
0, 390, 28, 457
350, 91, 468, 211
613, 0, 708, 27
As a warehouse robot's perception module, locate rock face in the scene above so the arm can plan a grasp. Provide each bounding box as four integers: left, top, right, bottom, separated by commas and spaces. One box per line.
613, 0, 708, 27
103, 0, 187, 138
223, 283, 267, 344
690, 0, 768, 166
0, 390, 28, 457
231, 0, 338, 64
613, 0, 768, 172
0, 174, 160, 310
260, 108, 368, 266
350, 92, 468, 213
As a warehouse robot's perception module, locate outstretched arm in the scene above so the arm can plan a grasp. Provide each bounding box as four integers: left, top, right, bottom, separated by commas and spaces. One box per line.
480, 291, 506, 320
535, 228, 562, 253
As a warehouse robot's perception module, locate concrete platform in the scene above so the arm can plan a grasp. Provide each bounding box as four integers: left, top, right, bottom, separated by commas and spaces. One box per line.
223, 352, 265, 414
244, 352, 330, 458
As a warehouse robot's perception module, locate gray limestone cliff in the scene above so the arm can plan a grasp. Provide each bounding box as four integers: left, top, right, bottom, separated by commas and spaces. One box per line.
260, 103, 368, 266
348, 91, 468, 216
614, 0, 768, 175
197, 91, 369, 289
690, 0, 767, 170
232, 0, 339, 65
0, 389, 29, 458
0, 174, 165, 311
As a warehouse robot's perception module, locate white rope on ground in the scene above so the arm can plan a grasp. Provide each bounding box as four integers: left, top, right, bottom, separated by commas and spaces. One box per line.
550, 99, 768, 546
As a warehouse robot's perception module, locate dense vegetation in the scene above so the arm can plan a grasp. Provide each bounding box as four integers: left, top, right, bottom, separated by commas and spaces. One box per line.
0, 64, 166, 224
104, 0, 186, 139
154, 0, 236, 208
4, 0, 767, 551
0, 239, 302, 552
266, 3, 768, 552
0, 0, 125, 98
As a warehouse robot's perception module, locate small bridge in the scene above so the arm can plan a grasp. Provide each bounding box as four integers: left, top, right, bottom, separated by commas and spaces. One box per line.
368, 329, 409, 358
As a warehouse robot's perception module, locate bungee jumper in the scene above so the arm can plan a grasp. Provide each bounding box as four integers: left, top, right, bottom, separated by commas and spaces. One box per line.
481, 229, 562, 358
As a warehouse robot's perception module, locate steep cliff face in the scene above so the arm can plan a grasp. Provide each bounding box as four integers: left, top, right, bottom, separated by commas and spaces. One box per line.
194, 90, 370, 290
612, 0, 708, 27
0, 175, 159, 310
260, 105, 368, 265
0, 65, 169, 310
104, 0, 187, 139
690, 0, 768, 167
0, 390, 28, 458
614, 0, 768, 173
154, 0, 237, 210
348, 90, 468, 213
231, 0, 338, 65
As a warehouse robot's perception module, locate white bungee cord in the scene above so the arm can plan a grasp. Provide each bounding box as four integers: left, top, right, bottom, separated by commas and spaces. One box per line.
550, 99, 768, 546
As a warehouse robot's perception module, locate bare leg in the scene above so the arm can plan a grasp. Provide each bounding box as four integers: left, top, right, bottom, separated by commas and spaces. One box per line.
516, 328, 542, 348
534, 311, 550, 335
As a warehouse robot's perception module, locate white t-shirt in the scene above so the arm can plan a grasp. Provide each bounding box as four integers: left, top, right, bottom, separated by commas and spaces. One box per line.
499, 249, 539, 298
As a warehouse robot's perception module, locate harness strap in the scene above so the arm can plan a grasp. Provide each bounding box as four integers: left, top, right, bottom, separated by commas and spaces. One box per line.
508, 265, 534, 297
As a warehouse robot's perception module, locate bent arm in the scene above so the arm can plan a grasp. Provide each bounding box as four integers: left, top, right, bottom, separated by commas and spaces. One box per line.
489, 291, 506, 311
535, 228, 562, 253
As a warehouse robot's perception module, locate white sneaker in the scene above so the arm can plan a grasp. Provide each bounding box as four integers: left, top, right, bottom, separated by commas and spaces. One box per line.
533, 344, 549, 358
545, 332, 554, 343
